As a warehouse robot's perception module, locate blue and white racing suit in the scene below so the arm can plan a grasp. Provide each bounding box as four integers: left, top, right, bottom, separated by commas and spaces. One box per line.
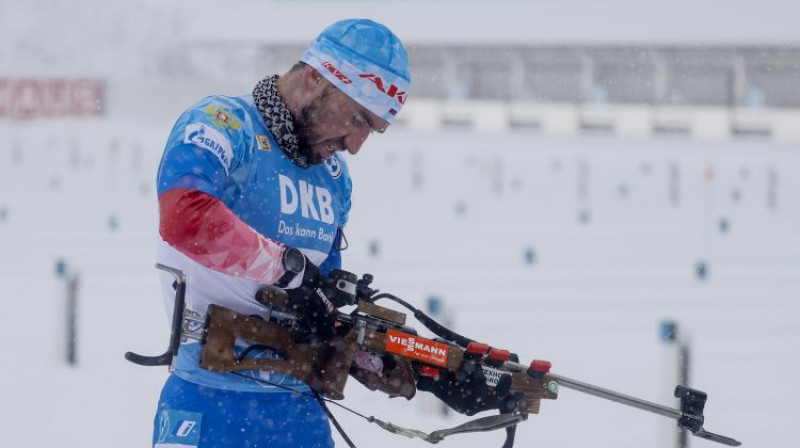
152, 94, 352, 448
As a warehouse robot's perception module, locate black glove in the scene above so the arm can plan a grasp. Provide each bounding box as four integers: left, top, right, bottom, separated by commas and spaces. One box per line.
277, 248, 355, 342
416, 356, 521, 416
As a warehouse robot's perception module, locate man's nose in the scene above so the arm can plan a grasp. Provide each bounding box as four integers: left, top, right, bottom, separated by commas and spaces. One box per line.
343, 128, 370, 155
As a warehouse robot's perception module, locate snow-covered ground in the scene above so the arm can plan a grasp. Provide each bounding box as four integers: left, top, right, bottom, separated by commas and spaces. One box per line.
0, 119, 797, 447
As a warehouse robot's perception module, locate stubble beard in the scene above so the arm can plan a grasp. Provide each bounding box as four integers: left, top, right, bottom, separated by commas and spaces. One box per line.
294, 89, 334, 166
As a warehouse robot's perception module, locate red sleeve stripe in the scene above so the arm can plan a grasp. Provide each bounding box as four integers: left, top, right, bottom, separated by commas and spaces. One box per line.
159, 188, 286, 284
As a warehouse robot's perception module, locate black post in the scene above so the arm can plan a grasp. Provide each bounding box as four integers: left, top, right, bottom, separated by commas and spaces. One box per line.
66, 274, 79, 366
56, 259, 79, 366
678, 342, 691, 448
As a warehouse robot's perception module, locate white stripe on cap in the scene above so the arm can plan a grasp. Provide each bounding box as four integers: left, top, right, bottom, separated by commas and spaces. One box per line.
301, 39, 409, 123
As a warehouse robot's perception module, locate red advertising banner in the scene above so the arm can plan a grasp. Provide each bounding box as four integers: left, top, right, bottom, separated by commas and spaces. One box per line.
0, 78, 104, 119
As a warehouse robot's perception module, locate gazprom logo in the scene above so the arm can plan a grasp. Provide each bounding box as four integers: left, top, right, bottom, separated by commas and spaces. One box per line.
184, 122, 234, 173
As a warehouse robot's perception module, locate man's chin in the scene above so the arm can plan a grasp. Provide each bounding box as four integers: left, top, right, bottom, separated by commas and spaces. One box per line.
307, 151, 328, 166
295, 143, 325, 165
309, 148, 335, 165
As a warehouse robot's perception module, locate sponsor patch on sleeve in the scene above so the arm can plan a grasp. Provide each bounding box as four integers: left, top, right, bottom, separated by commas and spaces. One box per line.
184, 123, 234, 173
203, 105, 242, 134
256, 135, 272, 151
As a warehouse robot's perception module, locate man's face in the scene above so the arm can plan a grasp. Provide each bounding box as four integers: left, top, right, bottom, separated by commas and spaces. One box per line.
294, 84, 389, 165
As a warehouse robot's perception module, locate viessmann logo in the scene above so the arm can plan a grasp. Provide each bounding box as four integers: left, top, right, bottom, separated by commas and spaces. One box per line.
385, 329, 449, 367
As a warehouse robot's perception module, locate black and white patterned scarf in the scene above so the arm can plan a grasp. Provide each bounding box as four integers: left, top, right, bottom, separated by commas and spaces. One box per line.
252, 75, 311, 167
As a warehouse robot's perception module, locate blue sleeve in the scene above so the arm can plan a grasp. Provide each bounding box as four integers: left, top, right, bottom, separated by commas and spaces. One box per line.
156, 97, 249, 199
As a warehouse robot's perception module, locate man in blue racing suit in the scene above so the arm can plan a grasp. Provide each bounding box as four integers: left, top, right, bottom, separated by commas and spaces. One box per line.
152, 18, 517, 448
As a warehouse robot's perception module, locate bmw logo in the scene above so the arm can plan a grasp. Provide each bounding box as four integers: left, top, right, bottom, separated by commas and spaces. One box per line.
325, 156, 342, 179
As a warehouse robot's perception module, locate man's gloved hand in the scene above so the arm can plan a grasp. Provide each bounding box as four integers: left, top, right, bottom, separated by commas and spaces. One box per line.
277, 247, 355, 342
286, 262, 338, 342
416, 356, 522, 416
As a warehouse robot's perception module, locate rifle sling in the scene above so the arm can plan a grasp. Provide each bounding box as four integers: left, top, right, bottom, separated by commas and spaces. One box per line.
368, 412, 526, 444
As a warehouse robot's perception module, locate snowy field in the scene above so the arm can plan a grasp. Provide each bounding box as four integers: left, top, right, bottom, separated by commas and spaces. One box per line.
0, 119, 798, 447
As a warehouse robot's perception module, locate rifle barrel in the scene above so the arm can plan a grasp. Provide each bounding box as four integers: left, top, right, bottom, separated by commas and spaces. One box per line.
547, 373, 682, 420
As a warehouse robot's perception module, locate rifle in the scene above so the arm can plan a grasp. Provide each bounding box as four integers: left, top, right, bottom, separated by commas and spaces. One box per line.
127, 266, 742, 447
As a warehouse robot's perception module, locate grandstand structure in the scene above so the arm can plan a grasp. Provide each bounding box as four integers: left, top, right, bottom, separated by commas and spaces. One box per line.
242, 44, 800, 139
248, 44, 800, 109
4, 0, 799, 139
169, 0, 800, 140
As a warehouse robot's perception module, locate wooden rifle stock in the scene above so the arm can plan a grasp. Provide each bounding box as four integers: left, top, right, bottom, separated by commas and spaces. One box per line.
199, 288, 557, 415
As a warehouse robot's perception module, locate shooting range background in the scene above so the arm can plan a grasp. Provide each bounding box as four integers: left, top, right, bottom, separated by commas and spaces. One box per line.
1, 1, 798, 446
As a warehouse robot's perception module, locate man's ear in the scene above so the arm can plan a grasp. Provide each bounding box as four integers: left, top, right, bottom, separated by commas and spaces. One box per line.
302, 65, 323, 90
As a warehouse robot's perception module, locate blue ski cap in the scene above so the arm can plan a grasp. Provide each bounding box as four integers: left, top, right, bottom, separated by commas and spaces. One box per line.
301, 19, 410, 123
